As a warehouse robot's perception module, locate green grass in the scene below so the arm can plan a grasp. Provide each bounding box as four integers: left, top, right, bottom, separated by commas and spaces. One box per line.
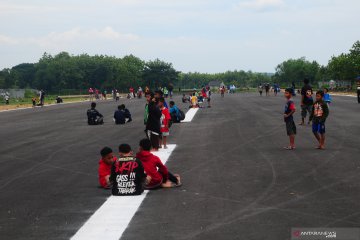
0, 95, 89, 106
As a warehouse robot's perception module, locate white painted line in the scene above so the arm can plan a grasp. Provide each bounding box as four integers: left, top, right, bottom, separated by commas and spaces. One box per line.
331, 94, 356, 98
71, 144, 177, 240
181, 108, 199, 123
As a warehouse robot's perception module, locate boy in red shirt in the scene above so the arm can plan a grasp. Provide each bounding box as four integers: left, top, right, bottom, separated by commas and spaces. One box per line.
136, 139, 181, 189
98, 147, 116, 188
284, 88, 297, 150
158, 97, 171, 149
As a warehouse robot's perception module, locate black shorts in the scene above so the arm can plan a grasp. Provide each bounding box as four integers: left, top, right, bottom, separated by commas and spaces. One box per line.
286, 120, 296, 136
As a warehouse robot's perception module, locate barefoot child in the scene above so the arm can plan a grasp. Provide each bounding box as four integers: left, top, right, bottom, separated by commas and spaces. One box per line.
310, 90, 329, 150
158, 97, 171, 149
284, 88, 296, 150
136, 139, 181, 189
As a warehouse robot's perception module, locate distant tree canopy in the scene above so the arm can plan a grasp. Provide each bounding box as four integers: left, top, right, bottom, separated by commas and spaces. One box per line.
273, 57, 320, 86
179, 71, 272, 89
273, 41, 360, 87
1, 40, 359, 92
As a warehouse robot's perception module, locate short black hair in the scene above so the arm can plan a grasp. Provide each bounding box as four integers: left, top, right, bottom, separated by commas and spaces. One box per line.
285, 88, 293, 93
304, 78, 310, 84
145, 92, 154, 98
139, 139, 152, 151
118, 104, 125, 110
324, 88, 329, 92
159, 97, 165, 103
91, 102, 96, 108
169, 101, 175, 106
119, 144, 132, 154
316, 90, 324, 97
155, 90, 163, 96
100, 147, 113, 157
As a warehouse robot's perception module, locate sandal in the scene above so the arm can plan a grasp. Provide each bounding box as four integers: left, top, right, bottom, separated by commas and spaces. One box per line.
284, 146, 295, 150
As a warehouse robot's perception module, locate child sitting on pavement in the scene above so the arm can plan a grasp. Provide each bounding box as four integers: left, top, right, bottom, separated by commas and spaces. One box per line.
136, 139, 181, 189
114, 104, 132, 124
98, 147, 116, 189
110, 144, 147, 196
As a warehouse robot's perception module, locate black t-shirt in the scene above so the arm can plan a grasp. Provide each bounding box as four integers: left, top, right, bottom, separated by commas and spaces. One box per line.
87, 108, 103, 124
110, 156, 146, 196
301, 84, 313, 105
146, 101, 161, 134
114, 110, 126, 124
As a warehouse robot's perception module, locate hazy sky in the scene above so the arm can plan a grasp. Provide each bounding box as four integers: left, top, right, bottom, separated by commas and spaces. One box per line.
0, 0, 359, 73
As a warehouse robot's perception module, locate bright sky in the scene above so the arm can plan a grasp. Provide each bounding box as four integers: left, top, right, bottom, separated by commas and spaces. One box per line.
0, 0, 359, 73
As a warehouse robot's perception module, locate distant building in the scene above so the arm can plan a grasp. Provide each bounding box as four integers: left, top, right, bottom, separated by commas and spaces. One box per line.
208, 80, 221, 88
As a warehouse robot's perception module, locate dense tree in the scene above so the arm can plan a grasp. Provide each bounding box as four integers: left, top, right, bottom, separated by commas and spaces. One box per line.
1, 40, 359, 91
142, 59, 180, 89
273, 57, 320, 87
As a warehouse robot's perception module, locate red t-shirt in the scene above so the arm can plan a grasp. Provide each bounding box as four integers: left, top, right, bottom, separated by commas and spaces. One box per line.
98, 157, 116, 188
136, 151, 168, 188
160, 107, 171, 133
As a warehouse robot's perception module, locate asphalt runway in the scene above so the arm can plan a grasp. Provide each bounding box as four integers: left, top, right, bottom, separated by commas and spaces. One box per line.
0, 93, 359, 240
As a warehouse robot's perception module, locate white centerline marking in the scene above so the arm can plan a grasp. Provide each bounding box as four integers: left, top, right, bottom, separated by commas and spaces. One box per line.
71, 144, 177, 240
181, 108, 199, 122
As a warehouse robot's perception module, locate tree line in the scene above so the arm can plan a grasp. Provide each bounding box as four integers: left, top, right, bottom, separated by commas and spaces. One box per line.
0, 41, 359, 93
273, 41, 360, 88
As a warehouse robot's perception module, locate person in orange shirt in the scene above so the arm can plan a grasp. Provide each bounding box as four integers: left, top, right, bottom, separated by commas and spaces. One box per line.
98, 147, 116, 189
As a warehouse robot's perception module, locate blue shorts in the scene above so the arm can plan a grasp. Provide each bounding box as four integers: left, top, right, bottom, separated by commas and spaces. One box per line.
312, 122, 325, 134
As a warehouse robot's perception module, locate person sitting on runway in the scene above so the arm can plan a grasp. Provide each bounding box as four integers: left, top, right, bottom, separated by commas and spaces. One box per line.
136, 139, 181, 189
110, 144, 147, 196
55, 96, 63, 104
114, 104, 132, 125
191, 93, 198, 108
87, 102, 104, 125
169, 101, 181, 123
98, 147, 116, 189
182, 93, 189, 103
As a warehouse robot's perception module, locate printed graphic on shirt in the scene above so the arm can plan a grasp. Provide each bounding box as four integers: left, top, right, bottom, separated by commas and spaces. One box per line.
114, 158, 139, 195
313, 103, 324, 117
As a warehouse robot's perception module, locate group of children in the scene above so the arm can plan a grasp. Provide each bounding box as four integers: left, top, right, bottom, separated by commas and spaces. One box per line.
86, 102, 132, 125
97, 89, 183, 195
144, 91, 173, 150
182, 87, 211, 108
98, 139, 181, 195
284, 78, 330, 150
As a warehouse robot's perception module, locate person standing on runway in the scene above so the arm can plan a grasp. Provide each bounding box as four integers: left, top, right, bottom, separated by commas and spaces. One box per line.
357, 77, 360, 103
310, 91, 329, 150
300, 78, 314, 125
144, 92, 161, 151
258, 84, 263, 96
265, 83, 270, 96
283, 88, 297, 150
